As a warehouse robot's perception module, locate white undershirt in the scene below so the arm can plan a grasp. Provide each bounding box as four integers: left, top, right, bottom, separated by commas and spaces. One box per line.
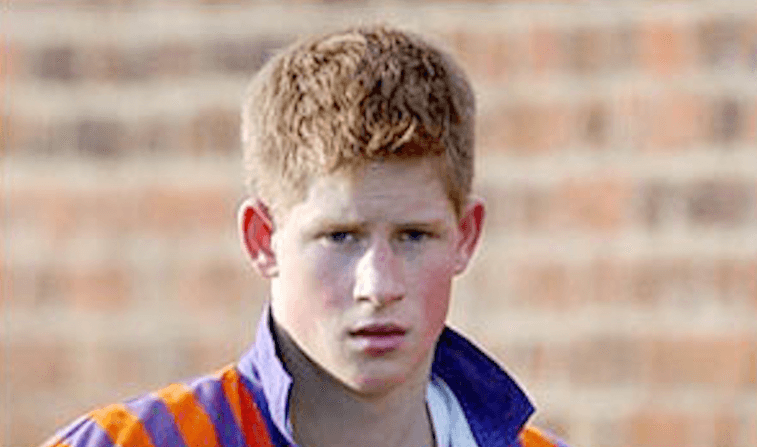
426, 375, 479, 447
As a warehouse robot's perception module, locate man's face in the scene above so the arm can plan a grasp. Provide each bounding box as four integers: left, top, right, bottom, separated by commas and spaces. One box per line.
246, 158, 483, 395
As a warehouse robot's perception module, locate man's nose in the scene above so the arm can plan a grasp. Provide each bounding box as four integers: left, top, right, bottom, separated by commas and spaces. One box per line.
353, 239, 405, 306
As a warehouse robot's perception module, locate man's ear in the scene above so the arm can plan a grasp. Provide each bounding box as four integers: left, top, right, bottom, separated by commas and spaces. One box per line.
454, 198, 485, 275
238, 198, 278, 278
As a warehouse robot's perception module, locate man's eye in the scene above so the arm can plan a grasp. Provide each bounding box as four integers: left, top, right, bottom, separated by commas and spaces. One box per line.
326, 232, 354, 244
400, 230, 430, 242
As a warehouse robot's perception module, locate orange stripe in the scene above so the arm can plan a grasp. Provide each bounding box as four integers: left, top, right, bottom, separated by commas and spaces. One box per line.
156, 383, 220, 447
519, 426, 557, 447
89, 404, 156, 447
38, 439, 73, 447
221, 367, 274, 447
219, 366, 245, 430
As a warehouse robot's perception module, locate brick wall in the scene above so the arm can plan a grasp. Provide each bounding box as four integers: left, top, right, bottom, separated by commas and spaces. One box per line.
3, 2, 756, 446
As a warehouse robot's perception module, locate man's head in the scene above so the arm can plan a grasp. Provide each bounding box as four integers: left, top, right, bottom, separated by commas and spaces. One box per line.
240, 24, 475, 221
238, 24, 484, 396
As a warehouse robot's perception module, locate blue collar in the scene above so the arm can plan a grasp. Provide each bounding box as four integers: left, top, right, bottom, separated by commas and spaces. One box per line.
237, 305, 534, 447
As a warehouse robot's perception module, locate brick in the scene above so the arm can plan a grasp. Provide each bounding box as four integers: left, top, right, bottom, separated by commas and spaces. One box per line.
173, 258, 266, 310
713, 258, 757, 308
93, 343, 154, 388
574, 100, 610, 148
175, 337, 243, 379
713, 412, 742, 447
479, 102, 571, 155
9, 184, 79, 239
630, 258, 698, 305
555, 177, 631, 232
696, 17, 745, 69
7, 264, 66, 309
639, 22, 693, 75
685, 180, 755, 228
448, 31, 514, 81
569, 336, 644, 385
480, 183, 552, 232
7, 339, 75, 392
627, 411, 700, 447
34, 45, 78, 81
79, 45, 146, 82
8, 411, 54, 447
646, 335, 754, 387
206, 37, 286, 74
144, 42, 196, 77
510, 261, 584, 309
587, 257, 632, 304
77, 118, 126, 157
527, 26, 562, 76
140, 184, 233, 233
189, 107, 240, 155
564, 27, 606, 75
643, 92, 707, 151
710, 96, 746, 144
63, 265, 132, 310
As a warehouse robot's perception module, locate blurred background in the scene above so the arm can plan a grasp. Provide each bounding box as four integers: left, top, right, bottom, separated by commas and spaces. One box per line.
2, 1, 756, 446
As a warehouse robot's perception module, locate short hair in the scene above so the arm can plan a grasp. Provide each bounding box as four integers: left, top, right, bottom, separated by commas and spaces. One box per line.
241, 24, 475, 220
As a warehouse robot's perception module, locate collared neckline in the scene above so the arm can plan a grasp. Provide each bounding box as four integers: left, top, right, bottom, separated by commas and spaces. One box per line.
236, 304, 534, 447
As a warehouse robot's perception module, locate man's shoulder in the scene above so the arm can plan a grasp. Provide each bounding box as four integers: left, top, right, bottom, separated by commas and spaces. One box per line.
39, 364, 271, 447
518, 426, 572, 447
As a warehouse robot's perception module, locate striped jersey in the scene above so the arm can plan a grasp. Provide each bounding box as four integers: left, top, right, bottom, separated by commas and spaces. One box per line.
41, 306, 570, 447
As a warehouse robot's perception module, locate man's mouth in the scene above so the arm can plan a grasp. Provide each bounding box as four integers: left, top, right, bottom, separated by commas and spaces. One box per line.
348, 324, 407, 355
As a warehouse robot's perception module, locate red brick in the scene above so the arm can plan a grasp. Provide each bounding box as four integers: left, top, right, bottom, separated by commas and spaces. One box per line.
713, 258, 757, 308
587, 258, 632, 304
713, 412, 743, 447
696, 17, 745, 69
639, 22, 694, 75
7, 339, 75, 392
188, 107, 240, 156
646, 335, 754, 387
480, 102, 571, 155
176, 338, 243, 378
77, 118, 127, 157
140, 184, 233, 233
574, 100, 610, 148
448, 31, 514, 82
511, 261, 584, 309
206, 37, 286, 74
710, 97, 747, 144
685, 180, 755, 228
93, 343, 153, 388
144, 42, 196, 77
569, 336, 644, 385
63, 265, 132, 310
173, 258, 266, 310
34, 45, 78, 81
555, 177, 631, 232
564, 27, 606, 74
643, 92, 707, 151
630, 258, 697, 305
6, 264, 65, 309
627, 411, 700, 447
527, 26, 562, 76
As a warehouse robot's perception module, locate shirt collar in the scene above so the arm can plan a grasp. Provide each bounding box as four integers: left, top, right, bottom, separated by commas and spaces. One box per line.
237, 304, 534, 447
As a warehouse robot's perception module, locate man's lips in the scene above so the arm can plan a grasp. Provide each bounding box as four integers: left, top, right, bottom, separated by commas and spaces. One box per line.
348, 324, 407, 355
349, 323, 407, 336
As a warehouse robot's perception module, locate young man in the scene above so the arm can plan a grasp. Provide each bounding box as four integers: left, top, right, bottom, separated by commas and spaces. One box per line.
42, 25, 570, 447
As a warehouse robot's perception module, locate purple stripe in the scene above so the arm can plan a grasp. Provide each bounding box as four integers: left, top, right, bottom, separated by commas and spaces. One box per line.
64, 418, 115, 447
43, 415, 90, 446
188, 375, 245, 447
124, 393, 188, 447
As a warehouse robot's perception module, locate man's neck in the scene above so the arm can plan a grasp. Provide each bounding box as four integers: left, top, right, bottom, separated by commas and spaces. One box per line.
273, 323, 436, 447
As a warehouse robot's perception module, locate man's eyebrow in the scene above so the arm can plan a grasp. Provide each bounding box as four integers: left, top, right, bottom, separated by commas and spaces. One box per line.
308, 218, 448, 231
